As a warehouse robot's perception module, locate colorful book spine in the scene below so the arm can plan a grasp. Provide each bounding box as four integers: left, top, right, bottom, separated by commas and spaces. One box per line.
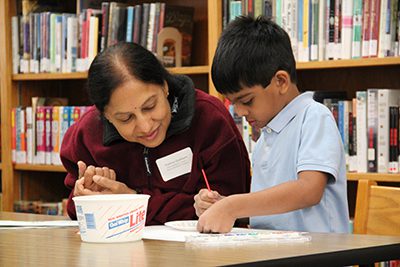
126, 6, 134, 43
60, 106, 72, 152
51, 106, 62, 165
302, 0, 310, 61
11, 108, 16, 163
352, 0, 363, 58
367, 89, 378, 172
26, 106, 34, 164
341, 0, 353, 59
388, 106, 399, 173
66, 15, 78, 72
36, 106, 46, 164
369, 0, 381, 58
377, 89, 400, 173
44, 106, 53, 165
362, 0, 371, 57
310, 0, 319, 61
100, 2, 109, 52
11, 16, 20, 74
356, 91, 368, 173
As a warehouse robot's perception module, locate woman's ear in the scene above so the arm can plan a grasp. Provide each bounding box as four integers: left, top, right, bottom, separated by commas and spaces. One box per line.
274, 70, 290, 95
163, 81, 169, 96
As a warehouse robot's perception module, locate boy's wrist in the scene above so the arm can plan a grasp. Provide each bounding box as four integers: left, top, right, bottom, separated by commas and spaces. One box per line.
224, 195, 241, 221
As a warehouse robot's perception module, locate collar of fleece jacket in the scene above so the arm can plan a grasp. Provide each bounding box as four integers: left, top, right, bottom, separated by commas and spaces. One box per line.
101, 74, 196, 146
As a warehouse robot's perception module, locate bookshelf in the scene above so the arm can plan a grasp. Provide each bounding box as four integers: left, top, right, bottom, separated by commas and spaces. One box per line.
0, 0, 399, 214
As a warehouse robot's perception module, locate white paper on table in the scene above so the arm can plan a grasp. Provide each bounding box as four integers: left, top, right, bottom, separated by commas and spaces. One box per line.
143, 225, 195, 242
0, 220, 79, 228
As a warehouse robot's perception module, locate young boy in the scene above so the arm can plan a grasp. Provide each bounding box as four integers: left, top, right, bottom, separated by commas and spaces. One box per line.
194, 16, 349, 233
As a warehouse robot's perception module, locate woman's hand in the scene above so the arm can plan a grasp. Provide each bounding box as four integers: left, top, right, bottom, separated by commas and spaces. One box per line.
74, 161, 123, 196
91, 175, 137, 194
194, 189, 224, 216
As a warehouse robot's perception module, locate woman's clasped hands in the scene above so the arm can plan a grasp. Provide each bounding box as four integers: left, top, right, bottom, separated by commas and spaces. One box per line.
73, 161, 136, 196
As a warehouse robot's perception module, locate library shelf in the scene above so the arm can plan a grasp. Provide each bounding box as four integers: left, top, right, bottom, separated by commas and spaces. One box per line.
14, 164, 66, 173
297, 57, 400, 70
12, 66, 210, 81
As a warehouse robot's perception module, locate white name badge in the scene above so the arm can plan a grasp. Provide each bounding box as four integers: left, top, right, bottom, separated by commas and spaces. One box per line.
156, 147, 193, 182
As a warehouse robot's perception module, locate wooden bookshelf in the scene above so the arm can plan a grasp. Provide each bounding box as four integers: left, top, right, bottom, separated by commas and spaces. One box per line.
12, 66, 210, 81
297, 57, 400, 70
14, 164, 66, 173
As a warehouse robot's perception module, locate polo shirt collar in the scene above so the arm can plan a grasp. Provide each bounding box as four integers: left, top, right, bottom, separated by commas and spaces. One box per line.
266, 91, 314, 133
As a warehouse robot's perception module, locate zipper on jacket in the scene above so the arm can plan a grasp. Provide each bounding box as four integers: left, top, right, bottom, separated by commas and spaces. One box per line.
143, 147, 152, 176
143, 147, 152, 189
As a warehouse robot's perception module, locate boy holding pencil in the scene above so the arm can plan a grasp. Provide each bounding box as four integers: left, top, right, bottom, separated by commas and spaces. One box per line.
194, 16, 349, 233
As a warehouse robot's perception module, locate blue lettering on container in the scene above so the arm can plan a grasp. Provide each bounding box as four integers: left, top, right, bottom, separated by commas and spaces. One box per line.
108, 216, 129, 230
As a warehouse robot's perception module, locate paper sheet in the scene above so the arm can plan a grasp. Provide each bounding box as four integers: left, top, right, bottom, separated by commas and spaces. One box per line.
0, 220, 79, 228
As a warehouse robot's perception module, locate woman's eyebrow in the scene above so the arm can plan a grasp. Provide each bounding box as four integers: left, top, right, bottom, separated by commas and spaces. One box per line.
113, 95, 157, 116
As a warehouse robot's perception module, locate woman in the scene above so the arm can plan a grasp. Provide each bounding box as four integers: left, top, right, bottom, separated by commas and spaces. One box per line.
61, 42, 251, 225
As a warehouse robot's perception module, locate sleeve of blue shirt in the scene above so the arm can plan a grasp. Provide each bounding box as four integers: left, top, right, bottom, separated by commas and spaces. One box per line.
296, 103, 345, 183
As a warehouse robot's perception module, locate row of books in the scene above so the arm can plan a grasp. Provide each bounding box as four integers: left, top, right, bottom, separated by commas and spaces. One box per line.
14, 199, 68, 216
317, 89, 400, 174
12, 102, 89, 165
226, 0, 400, 62
12, 1, 194, 74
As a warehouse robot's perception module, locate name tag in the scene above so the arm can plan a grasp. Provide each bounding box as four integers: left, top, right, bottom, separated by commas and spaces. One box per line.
156, 147, 193, 182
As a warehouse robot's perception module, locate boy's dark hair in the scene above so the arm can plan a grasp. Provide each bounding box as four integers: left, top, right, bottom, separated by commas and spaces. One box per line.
211, 16, 297, 94
88, 42, 172, 113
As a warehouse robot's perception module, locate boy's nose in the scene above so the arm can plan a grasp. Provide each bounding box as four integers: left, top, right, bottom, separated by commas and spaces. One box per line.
234, 104, 248, 117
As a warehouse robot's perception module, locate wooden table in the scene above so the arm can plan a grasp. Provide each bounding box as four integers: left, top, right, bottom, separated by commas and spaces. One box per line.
0, 212, 399, 266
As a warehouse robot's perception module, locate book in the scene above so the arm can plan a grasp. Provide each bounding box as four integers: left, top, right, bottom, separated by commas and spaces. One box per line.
356, 91, 368, 173
164, 5, 194, 66
157, 27, 182, 67
352, 0, 363, 58
367, 89, 378, 172
51, 106, 62, 165
377, 89, 400, 173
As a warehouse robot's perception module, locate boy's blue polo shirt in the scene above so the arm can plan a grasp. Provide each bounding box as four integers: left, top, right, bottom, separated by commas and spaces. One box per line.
250, 92, 349, 233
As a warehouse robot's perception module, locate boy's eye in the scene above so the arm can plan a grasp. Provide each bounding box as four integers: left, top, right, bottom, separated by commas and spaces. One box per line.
242, 99, 253, 106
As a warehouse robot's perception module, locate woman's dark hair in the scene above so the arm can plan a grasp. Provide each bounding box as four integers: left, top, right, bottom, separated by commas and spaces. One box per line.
88, 42, 172, 112
212, 16, 297, 94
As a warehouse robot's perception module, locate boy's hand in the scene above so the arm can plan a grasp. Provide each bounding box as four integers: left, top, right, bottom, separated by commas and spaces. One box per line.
194, 189, 224, 217
196, 197, 235, 233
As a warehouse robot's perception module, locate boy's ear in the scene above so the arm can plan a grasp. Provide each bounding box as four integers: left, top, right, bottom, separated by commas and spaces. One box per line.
274, 70, 290, 95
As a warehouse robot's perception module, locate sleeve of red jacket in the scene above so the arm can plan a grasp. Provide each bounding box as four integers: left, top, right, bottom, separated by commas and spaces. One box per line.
61, 123, 96, 220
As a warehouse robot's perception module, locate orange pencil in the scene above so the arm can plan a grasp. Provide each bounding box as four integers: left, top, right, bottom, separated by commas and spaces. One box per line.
201, 168, 211, 192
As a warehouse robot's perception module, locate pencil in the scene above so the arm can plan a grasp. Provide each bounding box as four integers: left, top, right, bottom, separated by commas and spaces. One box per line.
201, 168, 211, 192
